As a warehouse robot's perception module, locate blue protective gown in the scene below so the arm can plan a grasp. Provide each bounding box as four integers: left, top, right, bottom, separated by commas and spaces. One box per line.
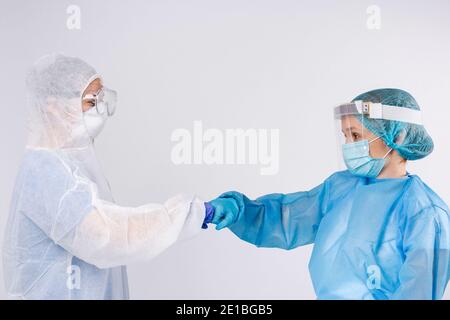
220, 171, 450, 299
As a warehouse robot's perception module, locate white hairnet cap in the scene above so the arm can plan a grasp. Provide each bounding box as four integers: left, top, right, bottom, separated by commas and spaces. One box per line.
26, 53, 100, 149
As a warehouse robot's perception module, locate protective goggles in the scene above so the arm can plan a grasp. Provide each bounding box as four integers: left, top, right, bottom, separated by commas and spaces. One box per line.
82, 87, 117, 116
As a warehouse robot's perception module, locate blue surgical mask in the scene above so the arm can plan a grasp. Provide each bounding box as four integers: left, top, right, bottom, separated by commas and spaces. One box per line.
342, 137, 392, 178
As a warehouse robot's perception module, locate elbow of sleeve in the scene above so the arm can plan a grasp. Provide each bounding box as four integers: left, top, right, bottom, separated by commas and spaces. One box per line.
60, 223, 117, 269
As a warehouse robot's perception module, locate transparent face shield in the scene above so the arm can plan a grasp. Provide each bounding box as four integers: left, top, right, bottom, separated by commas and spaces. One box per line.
334, 103, 375, 170
333, 100, 423, 171
82, 87, 117, 116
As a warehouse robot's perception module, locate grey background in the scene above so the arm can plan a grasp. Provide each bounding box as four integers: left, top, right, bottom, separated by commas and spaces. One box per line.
0, 0, 449, 299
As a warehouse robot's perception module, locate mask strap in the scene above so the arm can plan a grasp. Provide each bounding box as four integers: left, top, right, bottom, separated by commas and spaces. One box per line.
383, 148, 393, 159
368, 136, 381, 144
367, 136, 393, 159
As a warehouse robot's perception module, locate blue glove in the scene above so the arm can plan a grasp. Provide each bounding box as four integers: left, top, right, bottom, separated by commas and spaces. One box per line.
208, 197, 240, 230
202, 202, 215, 229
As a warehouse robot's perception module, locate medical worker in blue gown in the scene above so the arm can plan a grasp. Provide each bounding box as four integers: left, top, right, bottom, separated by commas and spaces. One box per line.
208, 88, 450, 300
2, 54, 215, 299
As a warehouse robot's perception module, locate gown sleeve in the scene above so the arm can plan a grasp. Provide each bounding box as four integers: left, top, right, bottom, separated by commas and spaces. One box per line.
391, 205, 450, 299
218, 178, 331, 250
20, 151, 205, 269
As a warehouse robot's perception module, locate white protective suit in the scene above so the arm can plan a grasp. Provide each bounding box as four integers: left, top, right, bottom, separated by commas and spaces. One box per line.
2, 54, 206, 299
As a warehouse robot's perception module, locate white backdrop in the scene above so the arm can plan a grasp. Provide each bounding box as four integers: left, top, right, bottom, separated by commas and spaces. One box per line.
0, 0, 449, 299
